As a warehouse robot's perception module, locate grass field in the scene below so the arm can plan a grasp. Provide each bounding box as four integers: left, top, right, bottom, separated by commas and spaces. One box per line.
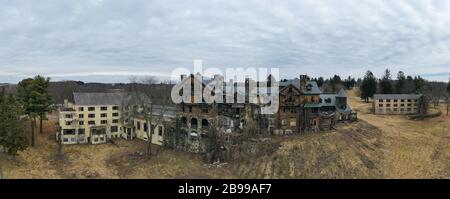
0, 90, 448, 179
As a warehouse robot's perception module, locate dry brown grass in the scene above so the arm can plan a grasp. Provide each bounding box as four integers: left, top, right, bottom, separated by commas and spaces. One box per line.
347, 90, 449, 178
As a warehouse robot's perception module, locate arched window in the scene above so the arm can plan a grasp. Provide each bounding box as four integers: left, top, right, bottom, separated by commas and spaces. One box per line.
191, 118, 198, 129
180, 117, 187, 126
201, 119, 209, 128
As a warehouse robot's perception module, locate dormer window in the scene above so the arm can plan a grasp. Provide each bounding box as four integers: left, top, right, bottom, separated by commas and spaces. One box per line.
306, 84, 312, 91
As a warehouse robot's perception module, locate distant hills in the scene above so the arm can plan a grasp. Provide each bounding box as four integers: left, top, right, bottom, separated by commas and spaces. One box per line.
2, 81, 173, 104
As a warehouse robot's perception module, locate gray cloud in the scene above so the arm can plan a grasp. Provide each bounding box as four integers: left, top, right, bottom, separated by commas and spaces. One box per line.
0, 0, 449, 83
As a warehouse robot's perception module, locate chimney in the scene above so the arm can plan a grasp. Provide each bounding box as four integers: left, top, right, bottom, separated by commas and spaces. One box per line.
300, 75, 309, 90
180, 74, 187, 81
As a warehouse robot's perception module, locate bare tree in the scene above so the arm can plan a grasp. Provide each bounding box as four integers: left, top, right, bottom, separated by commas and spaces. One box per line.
124, 76, 171, 157
55, 122, 63, 160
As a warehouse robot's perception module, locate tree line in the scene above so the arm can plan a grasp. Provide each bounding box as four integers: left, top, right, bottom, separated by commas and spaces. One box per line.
359, 69, 445, 103
310, 75, 357, 93
0, 76, 52, 157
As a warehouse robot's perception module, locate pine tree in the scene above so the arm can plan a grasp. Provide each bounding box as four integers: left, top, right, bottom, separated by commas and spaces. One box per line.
446, 78, 449, 94
0, 93, 28, 156
360, 70, 377, 103
17, 78, 40, 146
34, 76, 53, 134
379, 68, 393, 94
414, 76, 426, 94
396, 71, 406, 94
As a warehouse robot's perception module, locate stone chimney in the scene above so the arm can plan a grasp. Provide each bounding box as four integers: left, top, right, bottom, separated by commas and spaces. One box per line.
180, 74, 187, 81
300, 75, 309, 90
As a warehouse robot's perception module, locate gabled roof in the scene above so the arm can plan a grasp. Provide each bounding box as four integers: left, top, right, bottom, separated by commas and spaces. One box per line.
337, 88, 347, 98
73, 92, 126, 106
279, 78, 322, 95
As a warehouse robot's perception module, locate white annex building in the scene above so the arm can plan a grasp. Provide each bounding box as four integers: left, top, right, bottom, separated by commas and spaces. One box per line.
58, 92, 175, 145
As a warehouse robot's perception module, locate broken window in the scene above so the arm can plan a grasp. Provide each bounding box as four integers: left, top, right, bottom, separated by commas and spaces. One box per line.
191, 118, 198, 129
78, 129, 85, 134
202, 119, 209, 128
101, 106, 107, 111
88, 107, 95, 111
181, 117, 187, 127
63, 129, 75, 135
111, 126, 118, 133
158, 126, 163, 136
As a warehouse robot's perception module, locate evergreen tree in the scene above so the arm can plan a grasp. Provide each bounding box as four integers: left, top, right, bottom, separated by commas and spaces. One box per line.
379, 68, 393, 94
34, 76, 53, 134
17, 78, 40, 146
403, 76, 416, 94
447, 78, 450, 94
418, 95, 428, 115
343, 76, 356, 89
0, 92, 28, 156
360, 70, 377, 103
328, 75, 342, 92
317, 77, 324, 88
413, 76, 426, 94
396, 71, 406, 94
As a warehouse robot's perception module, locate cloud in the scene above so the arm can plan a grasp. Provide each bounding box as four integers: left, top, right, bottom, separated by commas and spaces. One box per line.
0, 0, 449, 83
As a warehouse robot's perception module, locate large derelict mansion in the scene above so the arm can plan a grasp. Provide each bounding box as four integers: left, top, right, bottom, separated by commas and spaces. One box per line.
58, 74, 357, 153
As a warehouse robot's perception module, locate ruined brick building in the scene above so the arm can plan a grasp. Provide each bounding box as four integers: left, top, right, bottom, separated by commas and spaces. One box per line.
57, 74, 356, 156
164, 74, 357, 153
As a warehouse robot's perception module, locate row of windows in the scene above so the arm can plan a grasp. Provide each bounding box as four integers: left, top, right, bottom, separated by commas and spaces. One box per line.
281, 118, 297, 127
378, 108, 416, 112
75, 113, 119, 118
62, 126, 119, 135
379, 103, 415, 107
282, 107, 297, 113
93, 137, 105, 142
378, 99, 417, 103
134, 121, 163, 136
77, 106, 120, 112
67, 119, 119, 126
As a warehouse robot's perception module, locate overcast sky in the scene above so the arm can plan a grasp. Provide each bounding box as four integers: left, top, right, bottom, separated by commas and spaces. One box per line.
0, 0, 449, 83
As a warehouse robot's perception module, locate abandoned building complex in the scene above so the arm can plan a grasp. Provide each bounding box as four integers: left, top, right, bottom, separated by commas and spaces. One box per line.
58, 92, 176, 145
373, 94, 421, 114
58, 74, 357, 154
